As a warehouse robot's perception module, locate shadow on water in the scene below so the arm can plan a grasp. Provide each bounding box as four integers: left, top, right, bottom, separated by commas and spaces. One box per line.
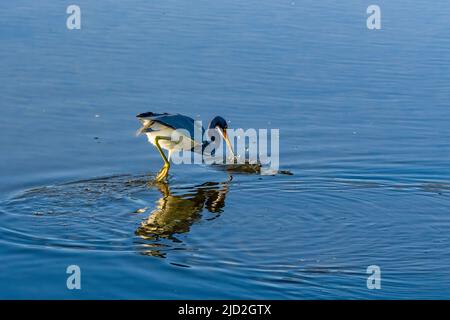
135, 179, 229, 258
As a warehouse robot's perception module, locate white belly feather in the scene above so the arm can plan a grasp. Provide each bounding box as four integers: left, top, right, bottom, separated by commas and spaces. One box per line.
142, 121, 201, 154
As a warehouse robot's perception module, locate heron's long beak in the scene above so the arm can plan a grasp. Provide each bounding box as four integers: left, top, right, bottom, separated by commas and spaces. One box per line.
219, 128, 235, 159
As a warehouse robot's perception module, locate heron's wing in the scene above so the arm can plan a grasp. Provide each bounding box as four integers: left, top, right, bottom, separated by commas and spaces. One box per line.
137, 112, 205, 139
136, 112, 169, 124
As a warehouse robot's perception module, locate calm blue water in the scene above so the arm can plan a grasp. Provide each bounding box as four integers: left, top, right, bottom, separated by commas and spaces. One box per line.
1, 1, 450, 299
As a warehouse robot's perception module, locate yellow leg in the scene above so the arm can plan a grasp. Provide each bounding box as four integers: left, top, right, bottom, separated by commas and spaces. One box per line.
154, 136, 171, 182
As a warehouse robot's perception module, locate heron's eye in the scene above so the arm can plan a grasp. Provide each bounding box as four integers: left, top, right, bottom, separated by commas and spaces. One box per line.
211, 136, 216, 142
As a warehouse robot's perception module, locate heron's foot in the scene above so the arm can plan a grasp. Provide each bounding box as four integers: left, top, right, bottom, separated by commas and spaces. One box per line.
155, 164, 170, 182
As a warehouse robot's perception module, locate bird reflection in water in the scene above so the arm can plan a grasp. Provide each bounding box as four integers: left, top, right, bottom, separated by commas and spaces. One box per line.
135, 178, 229, 257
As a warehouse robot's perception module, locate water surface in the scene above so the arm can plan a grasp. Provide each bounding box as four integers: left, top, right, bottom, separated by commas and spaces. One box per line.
1, 0, 450, 299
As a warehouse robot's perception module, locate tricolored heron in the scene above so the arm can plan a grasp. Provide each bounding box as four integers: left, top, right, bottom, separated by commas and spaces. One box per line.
136, 112, 235, 181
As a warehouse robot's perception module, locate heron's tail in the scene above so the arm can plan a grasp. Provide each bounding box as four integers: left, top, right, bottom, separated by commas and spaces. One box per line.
136, 120, 153, 136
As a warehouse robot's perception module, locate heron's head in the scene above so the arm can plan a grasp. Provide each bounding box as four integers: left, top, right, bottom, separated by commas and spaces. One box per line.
208, 116, 228, 131
208, 116, 234, 157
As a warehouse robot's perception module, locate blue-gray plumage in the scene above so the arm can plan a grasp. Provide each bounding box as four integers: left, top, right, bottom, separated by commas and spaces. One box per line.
137, 112, 205, 141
